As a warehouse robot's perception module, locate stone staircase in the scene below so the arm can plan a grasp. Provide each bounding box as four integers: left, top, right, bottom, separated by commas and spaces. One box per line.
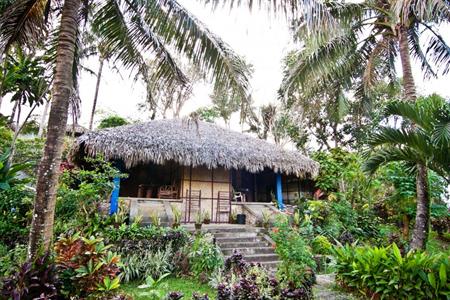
206, 225, 281, 271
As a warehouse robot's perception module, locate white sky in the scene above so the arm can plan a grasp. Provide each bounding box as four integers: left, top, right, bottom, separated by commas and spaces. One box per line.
1, 0, 450, 129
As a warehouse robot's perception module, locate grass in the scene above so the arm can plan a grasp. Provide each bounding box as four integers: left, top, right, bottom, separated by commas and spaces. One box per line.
120, 277, 216, 299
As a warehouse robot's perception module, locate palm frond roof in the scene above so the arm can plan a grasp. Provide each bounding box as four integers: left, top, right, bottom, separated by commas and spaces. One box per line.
71, 119, 319, 177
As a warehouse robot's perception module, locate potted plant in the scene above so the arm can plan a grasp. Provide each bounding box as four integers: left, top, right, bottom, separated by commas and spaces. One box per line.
229, 209, 237, 224
203, 210, 211, 224
150, 211, 161, 227
195, 211, 203, 230
171, 204, 181, 228
261, 210, 271, 229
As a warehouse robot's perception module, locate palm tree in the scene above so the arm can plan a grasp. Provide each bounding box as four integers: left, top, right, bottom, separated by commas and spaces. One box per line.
363, 95, 450, 250
280, 0, 450, 251
0, 0, 332, 258
280, 0, 450, 102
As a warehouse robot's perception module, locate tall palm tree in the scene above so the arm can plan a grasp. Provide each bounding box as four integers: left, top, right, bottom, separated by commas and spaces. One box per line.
0, 0, 332, 258
280, 0, 450, 250
363, 95, 450, 250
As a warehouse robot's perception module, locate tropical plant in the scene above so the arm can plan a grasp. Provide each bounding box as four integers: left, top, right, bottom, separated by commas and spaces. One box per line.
189, 234, 223, 278
0, 252, 60, 299
333, 243, 450, 299
120, 247, 173, 283
137, 273, 170, 300
364, 96, 450, 250
54, 234, 121, 297
0, 148, 31, 190
171, 204, 181, 228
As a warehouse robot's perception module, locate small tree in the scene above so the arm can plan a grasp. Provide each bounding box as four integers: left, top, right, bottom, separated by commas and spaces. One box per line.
363, 95, 450, 250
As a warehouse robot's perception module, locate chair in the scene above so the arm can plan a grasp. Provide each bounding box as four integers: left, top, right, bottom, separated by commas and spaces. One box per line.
185, 189, 201, 223
233, 191, 246, 202
158, 185, 178, 199
216, 191, 231, 223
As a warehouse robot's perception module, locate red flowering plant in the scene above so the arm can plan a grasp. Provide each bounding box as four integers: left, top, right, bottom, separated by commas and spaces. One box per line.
54, 233, 122, 297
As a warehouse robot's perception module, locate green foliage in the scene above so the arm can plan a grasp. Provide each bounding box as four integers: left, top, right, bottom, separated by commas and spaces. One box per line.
0, 148, 32, 190
0, 184, 33, 246
121, 247, 173, 283
54, 233, 121, 297
311, 235, 332, 255
55, 157, 125, 234
0, 244, 27, 277
189, 234, 223, 277
333, 244, 450, 299
271, 216, 316, 285
98, 115, 129, 129
194, 107, 220, 123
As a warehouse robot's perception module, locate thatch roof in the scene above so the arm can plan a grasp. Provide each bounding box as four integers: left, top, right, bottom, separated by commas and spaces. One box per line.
70, 119, 319, 177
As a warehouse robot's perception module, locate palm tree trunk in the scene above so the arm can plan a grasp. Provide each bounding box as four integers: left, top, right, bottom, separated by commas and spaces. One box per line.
88, 57, 104, 130
410, 164, 430, 250
28, 0, 80, 259
398, 26, 416, 102
398, 24, 430, 250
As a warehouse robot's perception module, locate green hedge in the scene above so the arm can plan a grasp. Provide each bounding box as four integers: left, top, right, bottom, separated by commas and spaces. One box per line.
333, 244, 449, 299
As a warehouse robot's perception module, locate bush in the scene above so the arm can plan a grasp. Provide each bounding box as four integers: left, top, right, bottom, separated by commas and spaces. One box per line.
189, 233, 223, 279
121, 247, 173, 282
311, 235, 332, 255
0, 184, 33, 246
333, 244, 450, 299
1, 252, 60, 299
0, 244, 27, 277
54, 233, 121, 297
105, 223, 189, 254
216, 251, 314, 300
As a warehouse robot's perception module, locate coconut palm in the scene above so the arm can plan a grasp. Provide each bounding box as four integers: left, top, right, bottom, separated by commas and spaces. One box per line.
280, 0, 450, 251
363, 95, 450, 250
280, 0, 450, 102
0, 0, 333, 258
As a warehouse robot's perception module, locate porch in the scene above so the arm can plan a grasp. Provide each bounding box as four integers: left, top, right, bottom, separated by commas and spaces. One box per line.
110, 161, 315, 224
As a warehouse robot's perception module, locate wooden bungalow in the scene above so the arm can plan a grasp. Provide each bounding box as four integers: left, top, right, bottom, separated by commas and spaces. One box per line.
70, 119, 319, 224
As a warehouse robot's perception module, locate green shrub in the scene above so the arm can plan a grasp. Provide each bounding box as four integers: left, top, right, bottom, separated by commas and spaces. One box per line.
311, 235, 332, 255
0, 243, 27, 277
189, 233, 223, 278
54, 234, 121, 297
121, 247, 173, 282
333, 244, 450, 299
0, 184, 33, 246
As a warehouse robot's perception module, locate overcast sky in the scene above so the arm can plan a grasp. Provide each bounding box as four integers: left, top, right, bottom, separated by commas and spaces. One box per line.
1, 0, 450, 129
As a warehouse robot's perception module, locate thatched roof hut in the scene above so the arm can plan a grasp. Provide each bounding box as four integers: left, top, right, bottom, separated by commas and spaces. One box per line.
71, 119, 319, 178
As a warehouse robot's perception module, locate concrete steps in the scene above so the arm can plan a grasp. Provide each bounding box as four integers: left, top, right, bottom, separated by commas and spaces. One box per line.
202, 225, 281, 272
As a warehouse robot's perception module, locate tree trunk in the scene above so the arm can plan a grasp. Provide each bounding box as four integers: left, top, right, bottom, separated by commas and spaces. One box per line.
398, 26, 416, 102
402, 214, 410, 240
28, 0, 80, 259
88, 57, 104, 130
398, 24, 430, 250
410, 164, 430, 250
38, 99, 51, 138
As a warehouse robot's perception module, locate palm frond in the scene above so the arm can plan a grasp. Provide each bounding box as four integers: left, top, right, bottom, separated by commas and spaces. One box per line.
422, 22, 450, 75
203, 0, 336, 33
0, 0, 50, 54
368, 127, 433, 154
363, 146, 423, 174
147, 0, 252, 112
384, 101, 433, 131
93, 0, 189, 90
